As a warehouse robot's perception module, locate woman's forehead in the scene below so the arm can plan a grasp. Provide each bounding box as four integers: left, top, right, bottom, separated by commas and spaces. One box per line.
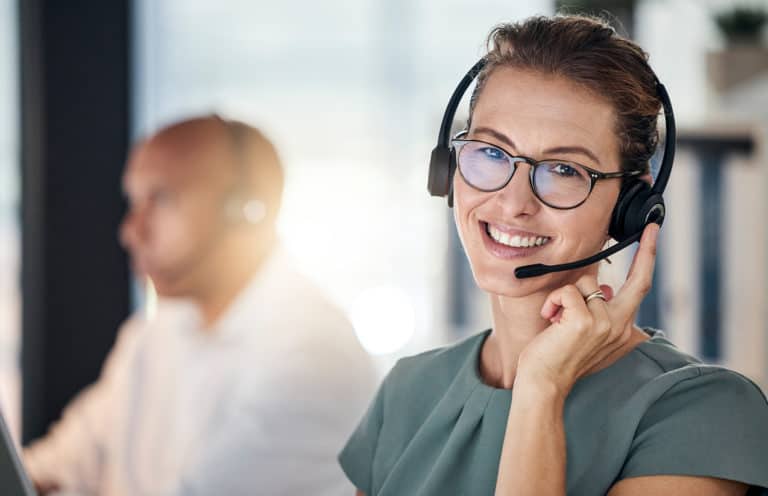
471, 67, 619, 166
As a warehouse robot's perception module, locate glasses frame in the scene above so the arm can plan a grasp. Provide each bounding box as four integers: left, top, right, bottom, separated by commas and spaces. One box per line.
452, 138, 643, 210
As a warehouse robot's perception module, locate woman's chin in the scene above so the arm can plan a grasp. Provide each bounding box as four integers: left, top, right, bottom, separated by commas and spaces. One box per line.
472, 265, 582, 298
473, 271, 547, 298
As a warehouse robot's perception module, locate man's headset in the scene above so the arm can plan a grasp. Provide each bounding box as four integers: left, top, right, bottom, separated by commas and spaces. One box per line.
158, 117, 267, 280
217, 117, 268, 226
427, 58, 675, 279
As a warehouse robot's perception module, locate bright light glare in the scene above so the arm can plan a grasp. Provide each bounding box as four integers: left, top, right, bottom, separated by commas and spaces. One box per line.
349, 286, 415, 355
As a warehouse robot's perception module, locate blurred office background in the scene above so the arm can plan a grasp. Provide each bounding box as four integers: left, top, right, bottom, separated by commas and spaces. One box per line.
0, 0, 766, 444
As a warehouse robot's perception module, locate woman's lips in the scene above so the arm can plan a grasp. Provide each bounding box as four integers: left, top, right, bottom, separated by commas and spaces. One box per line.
479, 221, 552, 259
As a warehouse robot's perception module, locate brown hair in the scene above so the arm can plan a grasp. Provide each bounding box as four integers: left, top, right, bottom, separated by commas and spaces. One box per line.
468, 15, 661, 175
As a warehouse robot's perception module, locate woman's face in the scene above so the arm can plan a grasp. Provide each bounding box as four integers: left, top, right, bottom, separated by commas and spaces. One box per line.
453, 67, 622, 297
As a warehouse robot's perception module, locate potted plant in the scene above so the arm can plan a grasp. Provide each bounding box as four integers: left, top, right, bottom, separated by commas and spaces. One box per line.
707, 4, 768, 93
714, 5, 767, 46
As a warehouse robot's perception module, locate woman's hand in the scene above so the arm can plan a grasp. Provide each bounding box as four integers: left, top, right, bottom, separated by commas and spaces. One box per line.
515, 223, 660, 396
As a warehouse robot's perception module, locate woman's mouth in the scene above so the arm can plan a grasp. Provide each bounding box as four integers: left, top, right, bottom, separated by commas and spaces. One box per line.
480, 221, 552, 259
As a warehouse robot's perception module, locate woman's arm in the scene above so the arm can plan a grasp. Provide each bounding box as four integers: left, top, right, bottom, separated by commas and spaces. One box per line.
494, 380, 567, 494
493, 224, 753, 496
495, 224, 659, 496
496, 394, 751, 496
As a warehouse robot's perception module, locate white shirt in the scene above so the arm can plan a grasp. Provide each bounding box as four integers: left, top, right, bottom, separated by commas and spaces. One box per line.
24, 248, 377, 495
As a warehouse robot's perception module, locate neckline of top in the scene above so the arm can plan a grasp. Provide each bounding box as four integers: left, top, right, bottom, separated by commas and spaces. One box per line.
469, 327, 667, 394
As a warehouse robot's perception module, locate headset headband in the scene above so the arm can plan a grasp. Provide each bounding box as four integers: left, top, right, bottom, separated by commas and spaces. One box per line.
432, 58, 675, 197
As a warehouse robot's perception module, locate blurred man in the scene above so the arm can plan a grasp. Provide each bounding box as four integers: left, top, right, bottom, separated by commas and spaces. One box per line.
23, 116, 377, 495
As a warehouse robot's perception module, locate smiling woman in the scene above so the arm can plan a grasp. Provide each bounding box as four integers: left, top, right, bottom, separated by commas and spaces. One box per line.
454, 68, 628, 296
338, 14, 768, 496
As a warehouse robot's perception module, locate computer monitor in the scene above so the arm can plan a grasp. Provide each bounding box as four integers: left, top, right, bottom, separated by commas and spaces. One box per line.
0, 409, 36, 496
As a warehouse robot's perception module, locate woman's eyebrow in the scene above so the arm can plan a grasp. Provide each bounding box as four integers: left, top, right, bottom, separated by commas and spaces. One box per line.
472, 126, 602, 166
472, 127, 517, 150
543, 146, 602, 166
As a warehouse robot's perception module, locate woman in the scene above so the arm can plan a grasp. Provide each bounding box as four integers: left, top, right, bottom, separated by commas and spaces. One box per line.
339, 14, 768, 496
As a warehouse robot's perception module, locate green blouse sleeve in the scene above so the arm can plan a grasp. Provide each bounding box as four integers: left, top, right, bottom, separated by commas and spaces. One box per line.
618, 368, 768, 493
339, 375, 387, 495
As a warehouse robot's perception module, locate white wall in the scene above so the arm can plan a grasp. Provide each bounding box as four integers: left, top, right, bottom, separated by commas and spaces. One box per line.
637, 0, 768, 387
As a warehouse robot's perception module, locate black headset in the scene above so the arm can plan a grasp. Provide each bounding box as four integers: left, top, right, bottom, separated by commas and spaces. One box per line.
217, 116, 268, 226
427, 58, 675, 278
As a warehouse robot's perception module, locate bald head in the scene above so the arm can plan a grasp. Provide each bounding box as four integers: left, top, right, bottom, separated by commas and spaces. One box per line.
120, 115, 284, 298
131, 116, 283, 222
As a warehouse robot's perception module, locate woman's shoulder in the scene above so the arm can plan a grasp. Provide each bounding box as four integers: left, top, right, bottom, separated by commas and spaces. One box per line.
630, 328, 702, 372
566, 329, 768, 491
581, 328, 767, 413
381, 330, 489, 404
391, 329, 487, 376
574, 328, 768, 441
616, 334, 768, 489
626, 329, 767, 403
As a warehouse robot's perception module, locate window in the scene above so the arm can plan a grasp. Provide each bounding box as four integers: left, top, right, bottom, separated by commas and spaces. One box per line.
133, 1, 551, 363
0, 0, 21, 441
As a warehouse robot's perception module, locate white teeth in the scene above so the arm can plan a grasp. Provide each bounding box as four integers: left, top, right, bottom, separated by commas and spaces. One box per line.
487, 224, 550, 248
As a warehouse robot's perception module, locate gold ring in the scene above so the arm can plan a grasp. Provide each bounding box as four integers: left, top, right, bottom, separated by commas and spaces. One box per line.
584, 289, 606, 304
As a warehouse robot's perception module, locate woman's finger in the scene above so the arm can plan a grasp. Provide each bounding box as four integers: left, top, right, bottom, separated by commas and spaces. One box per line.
572, 277, 620, 363
573, 275, 610, 324
541, 281, 613, 324
540, 284, 588, 323
612, 223, 659, 317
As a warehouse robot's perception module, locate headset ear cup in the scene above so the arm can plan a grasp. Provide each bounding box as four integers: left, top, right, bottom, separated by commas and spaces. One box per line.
626, 191, 665, 233
223, 194, 267, 226
609, 180, 647, 242
609, 180, 666, 242
447, 148, 457, 208
428, 145, 453, 199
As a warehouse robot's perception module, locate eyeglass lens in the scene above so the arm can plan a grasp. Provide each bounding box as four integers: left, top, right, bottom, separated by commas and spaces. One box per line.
457, 141, 592, 208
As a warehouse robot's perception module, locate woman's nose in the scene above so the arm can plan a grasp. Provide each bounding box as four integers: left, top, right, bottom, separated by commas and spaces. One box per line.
493, 162, 540, 216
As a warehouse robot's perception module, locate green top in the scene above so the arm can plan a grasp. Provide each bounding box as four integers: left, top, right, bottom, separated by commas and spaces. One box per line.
339, 329, 768, 495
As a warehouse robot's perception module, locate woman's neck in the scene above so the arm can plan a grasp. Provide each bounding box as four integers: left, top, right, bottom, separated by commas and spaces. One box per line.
479, 290, 651, 390
481, 291, 551, 389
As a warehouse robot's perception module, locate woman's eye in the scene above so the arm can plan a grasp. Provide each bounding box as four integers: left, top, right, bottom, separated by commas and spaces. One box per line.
550, 163, 580, 177
480, 147, 505, 161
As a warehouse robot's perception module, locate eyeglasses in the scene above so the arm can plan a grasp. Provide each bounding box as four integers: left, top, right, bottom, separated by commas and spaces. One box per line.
452, 138, 642, 209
